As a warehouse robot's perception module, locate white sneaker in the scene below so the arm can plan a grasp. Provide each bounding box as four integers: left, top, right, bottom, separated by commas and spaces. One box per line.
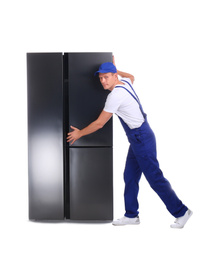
112, 216, 140, 226
170, 209, 193, 229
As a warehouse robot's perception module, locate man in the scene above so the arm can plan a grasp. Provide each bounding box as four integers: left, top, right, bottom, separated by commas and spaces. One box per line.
67, 58, 193, 228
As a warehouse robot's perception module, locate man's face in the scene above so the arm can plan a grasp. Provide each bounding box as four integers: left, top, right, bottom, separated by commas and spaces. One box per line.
99, 72, 117, 91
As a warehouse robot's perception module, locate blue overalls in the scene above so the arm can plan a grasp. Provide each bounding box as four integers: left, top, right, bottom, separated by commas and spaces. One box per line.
116, 80, 188, 218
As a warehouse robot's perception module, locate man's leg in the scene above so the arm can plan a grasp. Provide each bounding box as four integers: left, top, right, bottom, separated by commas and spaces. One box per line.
131, 121, 188, 218
124, 145, 142, 218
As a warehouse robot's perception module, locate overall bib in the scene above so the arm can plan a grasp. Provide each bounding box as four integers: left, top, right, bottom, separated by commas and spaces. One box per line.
116, 80, 188, 218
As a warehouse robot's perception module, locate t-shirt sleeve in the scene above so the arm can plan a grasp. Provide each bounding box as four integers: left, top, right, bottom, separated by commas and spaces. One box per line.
103, 89, 122, 114
103, 78, 132, 114
121, 77, 132, 86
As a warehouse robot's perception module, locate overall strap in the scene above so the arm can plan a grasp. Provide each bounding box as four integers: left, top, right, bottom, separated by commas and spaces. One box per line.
121, 79, 140, 102
115, 81, 146, 119
115, 86, 139, 103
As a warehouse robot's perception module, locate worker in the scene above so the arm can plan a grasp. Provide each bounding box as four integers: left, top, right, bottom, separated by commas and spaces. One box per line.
67, 57, 193, 228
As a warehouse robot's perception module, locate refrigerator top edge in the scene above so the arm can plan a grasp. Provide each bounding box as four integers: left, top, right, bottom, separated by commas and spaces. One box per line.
27, 52, 63, 54
64, 52, 112, 54
26, 52, 113, 55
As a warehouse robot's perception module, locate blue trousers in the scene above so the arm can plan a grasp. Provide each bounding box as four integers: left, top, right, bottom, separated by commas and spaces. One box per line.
119, 117, 188, 218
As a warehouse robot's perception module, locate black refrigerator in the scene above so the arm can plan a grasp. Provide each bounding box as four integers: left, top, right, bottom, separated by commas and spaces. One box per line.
27, 52, 113, 221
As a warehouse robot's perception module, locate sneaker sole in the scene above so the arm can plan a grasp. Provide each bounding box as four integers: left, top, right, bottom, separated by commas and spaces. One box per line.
170, 210, 193, 229
112, 222, 140, 226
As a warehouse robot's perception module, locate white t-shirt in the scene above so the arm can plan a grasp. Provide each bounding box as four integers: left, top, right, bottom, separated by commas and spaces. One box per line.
103, 78, 144, 129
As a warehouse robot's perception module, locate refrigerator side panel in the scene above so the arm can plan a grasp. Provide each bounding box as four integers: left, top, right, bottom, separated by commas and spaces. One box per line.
69, 148, 113, 221
27, 53, 64, 220
68, 52, 113, 147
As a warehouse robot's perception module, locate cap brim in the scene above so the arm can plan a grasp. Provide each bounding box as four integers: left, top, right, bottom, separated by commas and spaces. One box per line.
94, 71, 100, 76
94, 70, 107, 76
94, 69, 116, 76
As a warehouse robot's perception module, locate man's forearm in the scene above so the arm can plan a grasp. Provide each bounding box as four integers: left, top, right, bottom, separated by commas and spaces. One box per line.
67, 120, 103, 145
117, 70, 135, 83
67, 110, 112, 145
80, 110, 112, 137
80, 120, 103, 138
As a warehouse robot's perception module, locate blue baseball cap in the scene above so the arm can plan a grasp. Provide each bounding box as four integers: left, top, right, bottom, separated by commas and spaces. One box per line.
94, 62, 117, 76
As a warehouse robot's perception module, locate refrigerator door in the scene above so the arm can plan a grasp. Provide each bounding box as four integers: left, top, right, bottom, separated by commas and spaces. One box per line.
67, 52, 113, 147
69, 148, 113, 221
27, 53, 64, 220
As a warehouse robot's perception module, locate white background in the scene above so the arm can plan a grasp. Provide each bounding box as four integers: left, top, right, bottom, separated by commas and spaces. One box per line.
1, 0, 216, 259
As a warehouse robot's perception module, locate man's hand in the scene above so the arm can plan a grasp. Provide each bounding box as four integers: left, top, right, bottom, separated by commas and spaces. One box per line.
113, 55, 116, 66
67, 126, 82, 145
66, 111, 112, 145
112, 55, 135, 84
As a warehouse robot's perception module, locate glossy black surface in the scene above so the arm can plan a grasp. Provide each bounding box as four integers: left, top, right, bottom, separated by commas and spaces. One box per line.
27, 52, 113, 222
68, 52, 113, 147
69, 148, 113, 221
27, 53, 64, 220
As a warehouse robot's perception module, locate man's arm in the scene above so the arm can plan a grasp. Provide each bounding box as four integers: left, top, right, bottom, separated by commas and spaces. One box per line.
67, 110, 113, 145
117, 70, 135, 84
113, 55, 135, 84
